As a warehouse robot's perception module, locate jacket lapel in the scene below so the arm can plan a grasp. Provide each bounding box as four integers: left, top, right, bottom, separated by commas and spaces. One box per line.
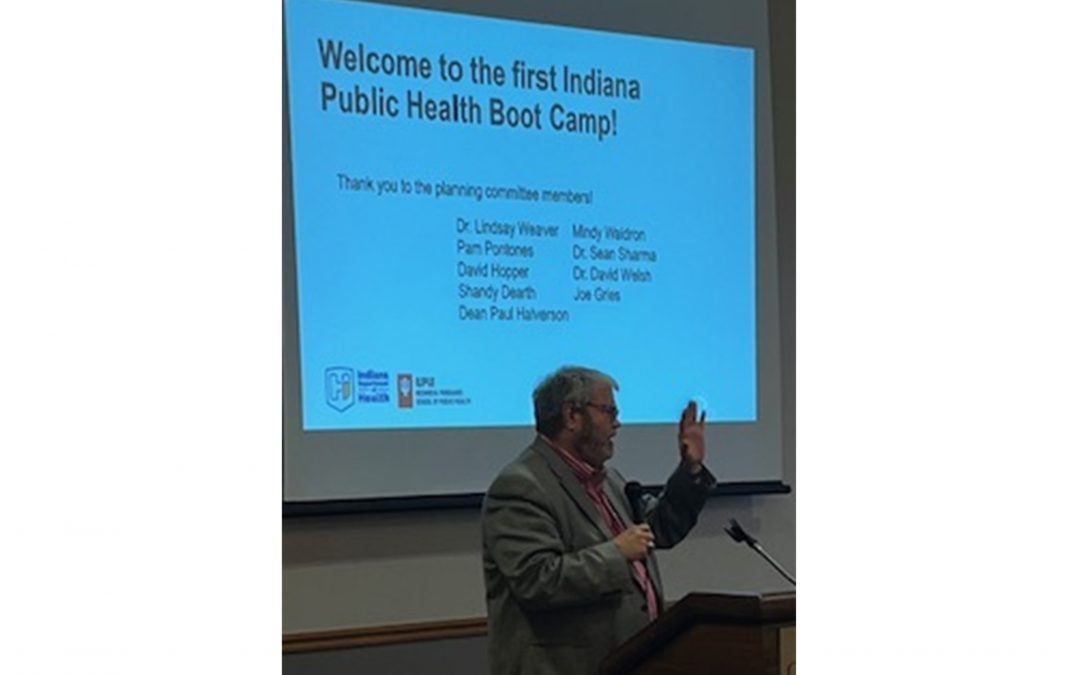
603, 480, 633, 530
532, 438, 666, 604
533, 439, 609, 538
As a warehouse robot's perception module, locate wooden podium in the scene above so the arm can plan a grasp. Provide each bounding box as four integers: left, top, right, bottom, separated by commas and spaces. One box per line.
598, 592, 795, 675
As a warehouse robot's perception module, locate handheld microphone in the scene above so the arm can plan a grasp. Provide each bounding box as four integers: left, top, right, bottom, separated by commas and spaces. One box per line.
624, 481, 645, 524
724, 518, 795, 586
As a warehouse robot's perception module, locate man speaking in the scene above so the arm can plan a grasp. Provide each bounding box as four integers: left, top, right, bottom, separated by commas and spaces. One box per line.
482, 366, 716, 675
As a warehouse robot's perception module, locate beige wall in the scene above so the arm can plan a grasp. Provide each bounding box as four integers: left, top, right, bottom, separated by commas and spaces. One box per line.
284, 489, 794, 631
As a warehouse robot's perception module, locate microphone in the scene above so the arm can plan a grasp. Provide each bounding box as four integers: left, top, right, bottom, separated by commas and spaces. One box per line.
624, 481, 645, 524
724, 518, 795, 586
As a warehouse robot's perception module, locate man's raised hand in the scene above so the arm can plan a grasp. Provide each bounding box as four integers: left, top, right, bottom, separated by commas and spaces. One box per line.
678, 400, 706, 473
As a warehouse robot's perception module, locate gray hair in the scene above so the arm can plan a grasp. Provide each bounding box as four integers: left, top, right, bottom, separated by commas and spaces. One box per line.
532, 366, 619, 436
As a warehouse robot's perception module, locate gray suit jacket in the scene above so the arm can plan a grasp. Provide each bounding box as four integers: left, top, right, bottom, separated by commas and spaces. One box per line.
482, 437, 715, 675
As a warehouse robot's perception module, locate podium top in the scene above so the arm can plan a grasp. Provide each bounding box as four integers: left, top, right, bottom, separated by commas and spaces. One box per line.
599, 591, 795, 675
675, 591, 795, 623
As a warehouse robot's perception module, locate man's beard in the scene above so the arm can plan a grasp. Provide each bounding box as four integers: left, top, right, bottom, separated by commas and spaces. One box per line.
575, 415, 614, 467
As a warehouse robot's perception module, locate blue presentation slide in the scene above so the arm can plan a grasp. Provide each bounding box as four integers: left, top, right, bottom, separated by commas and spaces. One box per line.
285, 0, 756, 430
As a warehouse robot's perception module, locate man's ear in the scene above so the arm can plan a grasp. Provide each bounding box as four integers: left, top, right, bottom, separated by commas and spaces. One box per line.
562, 403, 578, 432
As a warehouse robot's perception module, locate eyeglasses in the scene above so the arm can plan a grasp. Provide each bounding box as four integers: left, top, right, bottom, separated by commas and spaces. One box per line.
584, 402, 620, 420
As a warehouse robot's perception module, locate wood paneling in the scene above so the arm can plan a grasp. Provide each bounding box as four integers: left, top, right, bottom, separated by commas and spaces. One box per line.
283, 617, 488, 653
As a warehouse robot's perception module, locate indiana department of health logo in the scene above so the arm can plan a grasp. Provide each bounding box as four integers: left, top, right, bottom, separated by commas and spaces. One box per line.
325, 366, 355, 412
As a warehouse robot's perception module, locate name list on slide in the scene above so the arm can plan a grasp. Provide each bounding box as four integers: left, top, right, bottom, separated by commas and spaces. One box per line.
455, 217, 658, 322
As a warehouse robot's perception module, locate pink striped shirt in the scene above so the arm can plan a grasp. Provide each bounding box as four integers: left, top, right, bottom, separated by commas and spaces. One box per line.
544, 437, 659, 620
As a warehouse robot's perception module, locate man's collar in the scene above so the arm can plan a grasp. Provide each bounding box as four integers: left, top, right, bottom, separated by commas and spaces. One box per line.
540, 434, 606, 487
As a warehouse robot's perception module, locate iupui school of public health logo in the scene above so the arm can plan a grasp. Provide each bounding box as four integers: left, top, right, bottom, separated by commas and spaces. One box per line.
397, 373, 414, 408
324, 366, 355, 412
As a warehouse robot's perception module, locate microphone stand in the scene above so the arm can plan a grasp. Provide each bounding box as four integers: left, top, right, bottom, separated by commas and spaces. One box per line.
724, 518, 795, 586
